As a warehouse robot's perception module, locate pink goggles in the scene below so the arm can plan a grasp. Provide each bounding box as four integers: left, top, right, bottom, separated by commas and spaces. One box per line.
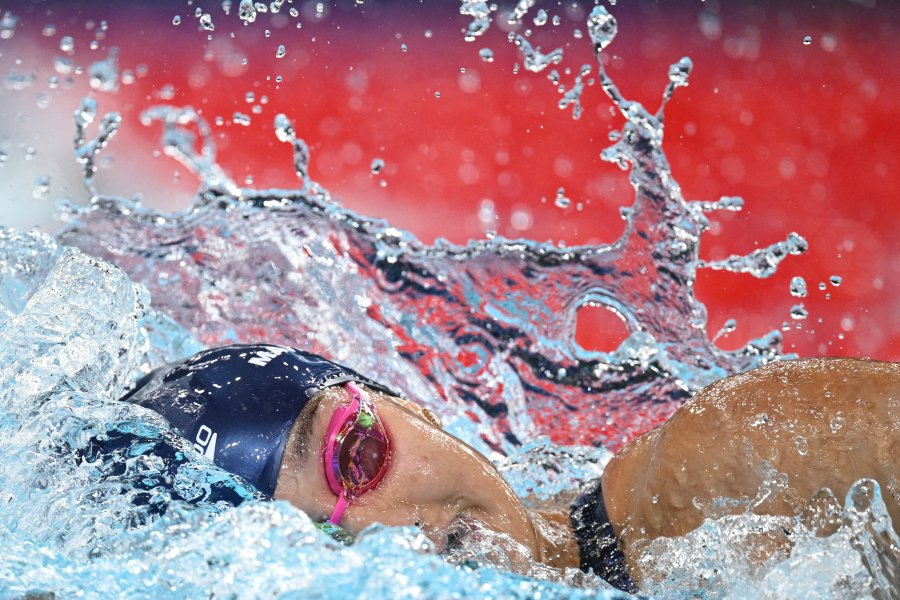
323, 382, 390, 525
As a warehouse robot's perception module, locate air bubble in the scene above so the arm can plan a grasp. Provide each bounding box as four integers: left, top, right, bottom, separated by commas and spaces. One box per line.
232, 112, 251, 126
479, 48, 494, 62
42, 24, 57, 37
803, 35, 812, 45
829, 275, 842, 287
370, 158, 385, 174
200, 13, 215, 31
173, 15, 182, 26
533, 9, 547, 26
276, 44, 286, 58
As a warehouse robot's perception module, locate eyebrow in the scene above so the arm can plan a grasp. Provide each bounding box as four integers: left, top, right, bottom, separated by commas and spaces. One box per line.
291, 391, 326, 465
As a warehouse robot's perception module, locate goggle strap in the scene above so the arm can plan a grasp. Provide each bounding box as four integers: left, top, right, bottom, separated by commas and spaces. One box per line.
328, 490, 350, 525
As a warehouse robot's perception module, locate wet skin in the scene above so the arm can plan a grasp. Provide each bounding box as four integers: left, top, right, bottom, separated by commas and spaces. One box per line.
602, 357, 899, 583
274, 357, 899, 585
274, 385, 546, 562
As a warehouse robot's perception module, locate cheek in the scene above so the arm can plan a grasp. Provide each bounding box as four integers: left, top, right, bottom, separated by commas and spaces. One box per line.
380, 433, 466, 503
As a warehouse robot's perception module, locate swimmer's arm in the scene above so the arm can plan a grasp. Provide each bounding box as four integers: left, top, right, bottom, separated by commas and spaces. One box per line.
602, 357, 899, 573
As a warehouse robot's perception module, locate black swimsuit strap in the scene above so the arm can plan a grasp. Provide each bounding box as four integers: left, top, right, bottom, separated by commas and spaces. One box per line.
570, 480, 639, 594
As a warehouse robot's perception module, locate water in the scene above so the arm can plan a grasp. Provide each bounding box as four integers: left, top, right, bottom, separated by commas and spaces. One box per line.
1, 2, 897, 598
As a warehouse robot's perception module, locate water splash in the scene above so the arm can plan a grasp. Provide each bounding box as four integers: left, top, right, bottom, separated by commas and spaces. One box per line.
460, 0, 494, 42
514, 35, 564, 73
637, 479, 900, 598
58, 5, 803, 457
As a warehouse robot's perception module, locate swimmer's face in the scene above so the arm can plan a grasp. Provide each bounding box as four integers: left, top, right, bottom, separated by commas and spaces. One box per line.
274, 386, 541, 557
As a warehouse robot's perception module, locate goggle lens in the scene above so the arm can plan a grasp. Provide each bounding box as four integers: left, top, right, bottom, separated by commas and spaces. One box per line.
323, 382, 390, 524
334, 409, 388, 491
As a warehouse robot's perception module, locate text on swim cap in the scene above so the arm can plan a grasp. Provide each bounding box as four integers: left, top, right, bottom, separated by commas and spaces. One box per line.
247, 346, 288, 367
194, 424, 218, 460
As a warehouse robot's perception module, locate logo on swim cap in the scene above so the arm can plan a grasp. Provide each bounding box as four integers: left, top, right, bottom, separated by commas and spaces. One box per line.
247, 346, 288, 367
194, 424, 218, 460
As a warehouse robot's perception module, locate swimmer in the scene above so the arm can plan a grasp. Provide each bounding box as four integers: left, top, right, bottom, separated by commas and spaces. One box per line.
122, 344, 899, 592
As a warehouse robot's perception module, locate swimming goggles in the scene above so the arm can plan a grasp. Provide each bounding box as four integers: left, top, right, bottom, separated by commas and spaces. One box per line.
323, 382, 390, 525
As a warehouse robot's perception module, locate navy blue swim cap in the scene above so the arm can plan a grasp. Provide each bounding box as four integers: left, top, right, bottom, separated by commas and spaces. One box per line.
121, 344, 400, 498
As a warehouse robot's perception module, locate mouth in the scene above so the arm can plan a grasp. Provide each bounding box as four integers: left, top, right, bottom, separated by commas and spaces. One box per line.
437, 513, 485, 555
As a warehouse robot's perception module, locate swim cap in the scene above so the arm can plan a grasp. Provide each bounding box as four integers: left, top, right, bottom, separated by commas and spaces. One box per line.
121, 344, 400, 498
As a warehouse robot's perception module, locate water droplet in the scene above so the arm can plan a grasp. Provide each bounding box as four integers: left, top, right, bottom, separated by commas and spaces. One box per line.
750, 412, 769, 427
651, 494, 659, 504
803, 35, 812, 45
790, 304, 808, 320
276, 44, 286, 58
370, 158, 385, 174
0, 11, 18, 39
554, 187, 571, 208
830, 412, 844, 433
667, 57, 693, 88
239, 0, 257, 23
32, 175, 51, 199
829, 275, 842, 287
59, 36, 75, 54
533, 9, 547, 26
157, 84, 175, 100
479, 48, 494, 62
200, 13, 215, 31
172, 15, 182, 26
795, 436, 809, 455
232, 112, 251, 126
713, 318, 736, 342
587, 6, 617, 53
789, 276, 807, 298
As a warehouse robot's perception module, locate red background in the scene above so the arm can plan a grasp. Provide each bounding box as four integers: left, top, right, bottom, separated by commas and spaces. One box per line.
3, 0, 898, 360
